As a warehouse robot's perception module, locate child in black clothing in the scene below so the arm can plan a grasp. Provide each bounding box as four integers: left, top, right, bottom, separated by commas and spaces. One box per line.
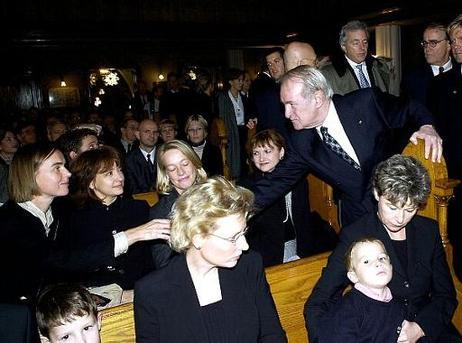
318, 237, 404, 342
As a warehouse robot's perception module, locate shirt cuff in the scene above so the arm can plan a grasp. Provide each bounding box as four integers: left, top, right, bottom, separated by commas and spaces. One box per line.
113, 232, 129, 257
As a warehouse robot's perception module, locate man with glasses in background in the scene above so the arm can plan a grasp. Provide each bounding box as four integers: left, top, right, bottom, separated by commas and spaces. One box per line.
402, 23, 452, 104
427, 14, 462, 283
320, 20, 391, 95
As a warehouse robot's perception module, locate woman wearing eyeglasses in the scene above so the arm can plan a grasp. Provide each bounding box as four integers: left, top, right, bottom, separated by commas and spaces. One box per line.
135, 176, 287, 343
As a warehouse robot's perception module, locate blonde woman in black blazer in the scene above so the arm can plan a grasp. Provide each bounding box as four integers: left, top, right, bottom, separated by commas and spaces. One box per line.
135, 177, 286, 343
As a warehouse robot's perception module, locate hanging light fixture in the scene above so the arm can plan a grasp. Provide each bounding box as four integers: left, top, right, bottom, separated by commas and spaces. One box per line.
60, 76, 67, 87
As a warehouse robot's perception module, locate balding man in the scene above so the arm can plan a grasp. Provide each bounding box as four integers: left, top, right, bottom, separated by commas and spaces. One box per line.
126, 119, 160, 194
284, 41, 317, 71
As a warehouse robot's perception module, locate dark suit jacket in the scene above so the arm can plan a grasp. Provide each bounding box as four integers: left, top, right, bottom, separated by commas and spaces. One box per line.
200, 141, 223, 176
304, 213, 457, 342
126, 147, 157, 194
401, 64, 435, 105
249, 75, 291, 139
252, 88, 434, 226
0, 201, 114, 303
134, 251, 287, 343
427, 64, 462, 180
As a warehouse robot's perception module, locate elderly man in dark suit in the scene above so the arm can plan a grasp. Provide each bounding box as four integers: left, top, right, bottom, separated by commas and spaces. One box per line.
126, 119, 159, 194
251, 66, 442, 226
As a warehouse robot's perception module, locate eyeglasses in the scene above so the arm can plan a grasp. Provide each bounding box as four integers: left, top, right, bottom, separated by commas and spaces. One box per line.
420, 39, 447, 48
208, 227, 249, 244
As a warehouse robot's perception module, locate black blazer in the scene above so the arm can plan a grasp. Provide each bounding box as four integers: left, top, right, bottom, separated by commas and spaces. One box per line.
304, 212, 457, 342
0, 201, 114, 303
252, 88, 434, 226
68, 197, 152, 289
125, 147, 157, 194
134, 251, 287, 343
427, 64, 462, 180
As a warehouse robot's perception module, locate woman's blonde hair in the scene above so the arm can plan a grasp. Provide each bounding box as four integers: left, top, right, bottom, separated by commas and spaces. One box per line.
156, 140, 207, 195
8, 143, 57, 203
170, 176, 254, 252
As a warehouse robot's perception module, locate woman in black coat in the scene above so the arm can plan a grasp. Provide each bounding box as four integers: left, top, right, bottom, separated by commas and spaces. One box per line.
185, 114, 223, 177
244, 129, 336, 267
306, 155, 460, 342
149, 140, 208, 268
68, 146, 170, 289
135, 177, 287, 343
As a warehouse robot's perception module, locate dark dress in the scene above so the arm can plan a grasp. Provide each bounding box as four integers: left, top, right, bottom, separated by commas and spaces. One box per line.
68, 197, 152, 289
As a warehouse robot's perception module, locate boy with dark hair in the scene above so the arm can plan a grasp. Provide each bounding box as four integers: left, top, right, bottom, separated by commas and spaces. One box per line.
36, 284, 101, 343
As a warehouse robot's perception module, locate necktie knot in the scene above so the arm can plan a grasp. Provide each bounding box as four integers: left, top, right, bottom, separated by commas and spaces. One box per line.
438, 66, 445, 75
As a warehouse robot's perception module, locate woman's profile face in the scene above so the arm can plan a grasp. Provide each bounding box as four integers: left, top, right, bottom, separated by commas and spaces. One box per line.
90, 162, 124, 202
163, 149, 197, 194
199, 213, 249, 269
186, 121, 206, 144
35, 150, 71, 199
252, 143, 284, 173
375, 193, 418, 235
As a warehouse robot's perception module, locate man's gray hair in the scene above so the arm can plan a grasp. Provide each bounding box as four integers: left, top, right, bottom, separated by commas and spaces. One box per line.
448, 14, 462, 36
280, 66, 334, 99
339, 20, 369, 46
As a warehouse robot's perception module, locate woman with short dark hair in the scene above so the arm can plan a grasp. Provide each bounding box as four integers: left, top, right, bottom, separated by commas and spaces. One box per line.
306, 154, 459, 342
69, 146, 170, 289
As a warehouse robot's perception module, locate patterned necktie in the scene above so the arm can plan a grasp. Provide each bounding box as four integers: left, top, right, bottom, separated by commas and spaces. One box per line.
320, 127, 361, 171
355, 64, 370, 88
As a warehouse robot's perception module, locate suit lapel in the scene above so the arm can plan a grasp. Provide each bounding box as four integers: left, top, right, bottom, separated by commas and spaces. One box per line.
333, 97, 367, 166
169, 256, 209, 343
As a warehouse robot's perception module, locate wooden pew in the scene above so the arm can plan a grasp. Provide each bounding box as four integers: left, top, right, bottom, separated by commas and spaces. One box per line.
101, 140, 461, 342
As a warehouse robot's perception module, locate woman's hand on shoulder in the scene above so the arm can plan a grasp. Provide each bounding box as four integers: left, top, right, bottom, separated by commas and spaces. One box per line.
125, 219, 171, 246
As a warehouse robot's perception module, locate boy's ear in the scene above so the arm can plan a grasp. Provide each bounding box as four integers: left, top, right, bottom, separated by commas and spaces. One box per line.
97, 312, 103, 331
347, 270, 359, 284
40, 335, 51, 343
373, 189, 380, 202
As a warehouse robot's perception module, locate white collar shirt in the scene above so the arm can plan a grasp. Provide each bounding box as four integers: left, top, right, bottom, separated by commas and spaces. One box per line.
18, 201, 54, 237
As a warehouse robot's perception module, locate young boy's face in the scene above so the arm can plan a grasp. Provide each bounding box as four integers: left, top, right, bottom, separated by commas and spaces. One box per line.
347, 241, 392, 290
47, 313, 101, 343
